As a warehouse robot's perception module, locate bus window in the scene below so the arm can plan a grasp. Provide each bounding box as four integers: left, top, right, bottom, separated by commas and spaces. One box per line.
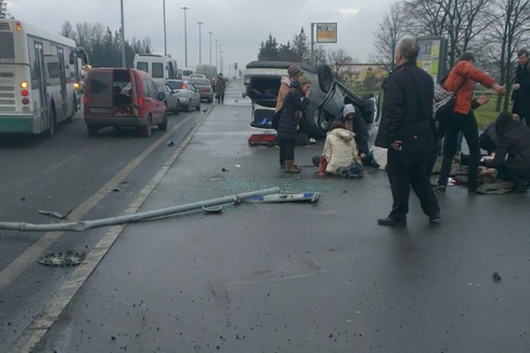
137, 61, 148, 73
47, 62, 61, 79
0, 33, 15, 60
152, 63, 164, 78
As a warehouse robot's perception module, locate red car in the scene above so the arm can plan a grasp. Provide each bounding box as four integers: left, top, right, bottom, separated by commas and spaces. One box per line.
83, 68, 167, 137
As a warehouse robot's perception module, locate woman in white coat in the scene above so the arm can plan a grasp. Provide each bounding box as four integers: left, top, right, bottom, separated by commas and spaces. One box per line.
316, 121, 362, 177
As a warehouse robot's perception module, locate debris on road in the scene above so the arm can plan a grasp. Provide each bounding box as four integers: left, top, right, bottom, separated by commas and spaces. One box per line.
167, 141, 175, 147
222, 167, 229, 172
202, 205, 223, 214
38, 251, 86, 267
38, 209, 72, 220
112, 187, 121, 192
247, 192, 319, 203
493, 272, 502, 282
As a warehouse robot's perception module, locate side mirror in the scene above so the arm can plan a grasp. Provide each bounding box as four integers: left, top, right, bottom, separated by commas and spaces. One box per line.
158, 92, 166, 101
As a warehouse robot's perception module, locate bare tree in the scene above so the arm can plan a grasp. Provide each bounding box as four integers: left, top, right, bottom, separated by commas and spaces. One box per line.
60, 21, 76, 40
373, 2, 407, 70
327, 49, 353, 77
485, 0, 530, 111
313, 45, 327, 65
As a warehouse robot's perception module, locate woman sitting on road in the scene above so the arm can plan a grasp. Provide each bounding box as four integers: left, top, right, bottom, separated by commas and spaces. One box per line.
315, 120, 363, 177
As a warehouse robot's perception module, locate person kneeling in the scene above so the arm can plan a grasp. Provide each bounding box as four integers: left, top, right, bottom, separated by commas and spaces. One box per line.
314, 121, 363, 178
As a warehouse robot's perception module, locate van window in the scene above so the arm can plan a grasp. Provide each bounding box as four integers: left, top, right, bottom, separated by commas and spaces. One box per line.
182, 69, 193, 76
152, 63, 164, 78
142, 80, 151, 98
147, 80, 158, 98
137, 62, 148, 73
90, 72, 111, 95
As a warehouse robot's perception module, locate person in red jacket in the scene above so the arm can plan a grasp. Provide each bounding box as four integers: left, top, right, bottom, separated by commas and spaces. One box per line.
435, 52, 505, 194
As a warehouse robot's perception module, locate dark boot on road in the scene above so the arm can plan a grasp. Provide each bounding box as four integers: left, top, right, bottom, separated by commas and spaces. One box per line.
284, 160, 301, 174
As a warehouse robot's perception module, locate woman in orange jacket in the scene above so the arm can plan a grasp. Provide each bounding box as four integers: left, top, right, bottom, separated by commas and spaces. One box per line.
435, 52, 505, 194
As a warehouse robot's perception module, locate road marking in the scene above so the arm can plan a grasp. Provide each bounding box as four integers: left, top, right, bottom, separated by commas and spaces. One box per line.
0, 114, 193, 292
8, 108, 212, 353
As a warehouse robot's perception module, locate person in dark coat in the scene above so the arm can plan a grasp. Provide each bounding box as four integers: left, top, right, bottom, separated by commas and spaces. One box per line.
215, 73, 227, 104
277, 75, 311, 173
374, 38, 440, 227
512, 49, 530, 126
486, 112, 530, 185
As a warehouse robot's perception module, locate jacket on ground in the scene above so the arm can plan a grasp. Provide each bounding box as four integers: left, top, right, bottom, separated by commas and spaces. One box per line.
375, 61, 436, 149
323, 128, 360, 174
277, 81, 309, 141
443, 60, 495, 115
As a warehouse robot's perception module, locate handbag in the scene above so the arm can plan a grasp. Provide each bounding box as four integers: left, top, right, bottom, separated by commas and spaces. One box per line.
398, 120, 437, 167
433, 73, 466, 123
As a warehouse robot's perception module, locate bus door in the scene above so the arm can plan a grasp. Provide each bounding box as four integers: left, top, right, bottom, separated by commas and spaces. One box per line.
57, 48, 67, 119
34, 43, 48, 128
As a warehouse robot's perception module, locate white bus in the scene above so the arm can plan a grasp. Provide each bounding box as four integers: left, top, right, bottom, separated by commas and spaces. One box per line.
133, 53, 178, 83
0, 19, 86, 136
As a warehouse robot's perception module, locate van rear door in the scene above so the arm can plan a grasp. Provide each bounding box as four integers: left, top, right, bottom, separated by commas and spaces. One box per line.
86, 71, 113, 115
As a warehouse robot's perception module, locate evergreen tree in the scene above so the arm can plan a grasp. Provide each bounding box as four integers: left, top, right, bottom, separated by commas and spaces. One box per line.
0, 0, 11, 19
257, 34, 279, 61
278, 42, 300, 62
292, 27, 309, 63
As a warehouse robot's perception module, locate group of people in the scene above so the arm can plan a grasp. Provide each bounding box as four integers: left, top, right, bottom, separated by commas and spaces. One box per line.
272, 40, 530, 227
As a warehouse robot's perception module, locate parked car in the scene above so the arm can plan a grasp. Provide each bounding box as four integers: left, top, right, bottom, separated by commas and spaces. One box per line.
190, 78, 214, 103
155, 81, 180, 114
166, 79, 201, 112
83, 68, 167, 137
244, 61, 380, 139
195, 64, 218, 88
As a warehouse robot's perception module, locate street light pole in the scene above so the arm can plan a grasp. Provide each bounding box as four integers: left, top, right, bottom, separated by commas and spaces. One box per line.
181, 6, 189, 67
163, 0, 167, 56
120, 0, 125, 68
208, 32, 213, 65
197, 22, 204, 64
215, 39, 219, 70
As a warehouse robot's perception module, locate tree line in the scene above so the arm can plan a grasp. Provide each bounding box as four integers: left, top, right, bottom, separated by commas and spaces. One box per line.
373, 0, 530, 111
60, 21, 153, 69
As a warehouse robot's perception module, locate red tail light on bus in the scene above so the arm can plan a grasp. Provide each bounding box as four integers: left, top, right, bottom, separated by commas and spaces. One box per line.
83, 96, 88, 104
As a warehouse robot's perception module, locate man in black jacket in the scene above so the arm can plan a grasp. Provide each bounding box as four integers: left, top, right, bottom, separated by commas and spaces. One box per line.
512, 49, 530, 126
375, 38, 440, 227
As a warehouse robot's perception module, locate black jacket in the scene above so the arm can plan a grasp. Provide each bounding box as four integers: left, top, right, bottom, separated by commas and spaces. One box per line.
487, 121, 530, 176
512, 63, 530, 117
375, 61, 436, 148
277, 81, 309, 140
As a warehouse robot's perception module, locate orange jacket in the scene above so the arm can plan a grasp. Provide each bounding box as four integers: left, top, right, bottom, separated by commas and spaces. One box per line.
443, 60, 495, 115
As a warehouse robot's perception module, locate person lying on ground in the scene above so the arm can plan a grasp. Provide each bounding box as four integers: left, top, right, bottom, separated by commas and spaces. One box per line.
484, 112, 530, 184
314, 121, 362, 177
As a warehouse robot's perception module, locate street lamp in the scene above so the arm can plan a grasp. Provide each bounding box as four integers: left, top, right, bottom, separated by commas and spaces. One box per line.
163, 0, 167, 56
197, 22, 204, 64
120, 0, 125, 67
215, 39, 219, 70
181, 6, 190, 67
208, 32, 213, 65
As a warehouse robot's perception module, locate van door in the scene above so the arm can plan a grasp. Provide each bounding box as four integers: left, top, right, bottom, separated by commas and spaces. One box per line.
86, 71, 113, 115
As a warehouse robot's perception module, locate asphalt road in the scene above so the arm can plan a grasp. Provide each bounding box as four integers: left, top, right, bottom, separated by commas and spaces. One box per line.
2, 80, 530, 353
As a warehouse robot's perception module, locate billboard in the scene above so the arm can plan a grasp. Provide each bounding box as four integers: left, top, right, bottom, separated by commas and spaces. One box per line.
316, 23, 337, 43
416, 36, 448, 83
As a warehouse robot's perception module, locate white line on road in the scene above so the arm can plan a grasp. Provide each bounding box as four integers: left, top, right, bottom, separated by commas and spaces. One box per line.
8, 108, 212, 353
0, 115, 193, 292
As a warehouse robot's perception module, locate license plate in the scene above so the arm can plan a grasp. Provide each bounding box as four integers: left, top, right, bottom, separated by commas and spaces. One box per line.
90, 108, 111, 114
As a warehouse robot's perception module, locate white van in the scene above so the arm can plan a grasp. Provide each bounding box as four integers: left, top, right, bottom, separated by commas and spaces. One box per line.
180, 67, 194, 80
133, 53, 178, 82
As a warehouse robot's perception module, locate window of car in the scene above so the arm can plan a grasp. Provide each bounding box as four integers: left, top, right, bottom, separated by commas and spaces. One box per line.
191, 78, 210, 86
147, 80, 158, 98
142, 80, 151, 97
166, 81, 183, 90
188, 83, 197, 92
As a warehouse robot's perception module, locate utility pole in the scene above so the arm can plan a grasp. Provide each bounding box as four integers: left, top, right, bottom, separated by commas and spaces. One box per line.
120, 0, 126, 68
215, 39, 219, 70
197, 22, 204, 64
310, 22, 315, 66
163, 0, 167, 56
181, 6, 190, 67
208, 32, 213, 65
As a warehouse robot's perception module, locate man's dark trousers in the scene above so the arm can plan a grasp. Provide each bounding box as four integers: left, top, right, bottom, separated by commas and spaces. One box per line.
387, 148, 440, 221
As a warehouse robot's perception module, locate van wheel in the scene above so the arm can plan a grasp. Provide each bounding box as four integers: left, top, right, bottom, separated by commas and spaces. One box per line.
158, 113, 168, 131
317, 64, 334, 94
45, 108, 56, 137
140, 117, 152, 137
87, 124, 99, 136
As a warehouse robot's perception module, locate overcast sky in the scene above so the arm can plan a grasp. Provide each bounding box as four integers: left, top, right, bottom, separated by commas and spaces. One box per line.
7, 0, 394, 74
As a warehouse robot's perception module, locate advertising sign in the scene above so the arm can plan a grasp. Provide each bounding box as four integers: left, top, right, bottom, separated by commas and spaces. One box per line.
417, 36, 448, 83
316, 23, 337, 43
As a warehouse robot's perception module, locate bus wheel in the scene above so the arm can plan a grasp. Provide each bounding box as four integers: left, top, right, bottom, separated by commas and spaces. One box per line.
45, 109, 56, 137
87, 124, 99, 137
